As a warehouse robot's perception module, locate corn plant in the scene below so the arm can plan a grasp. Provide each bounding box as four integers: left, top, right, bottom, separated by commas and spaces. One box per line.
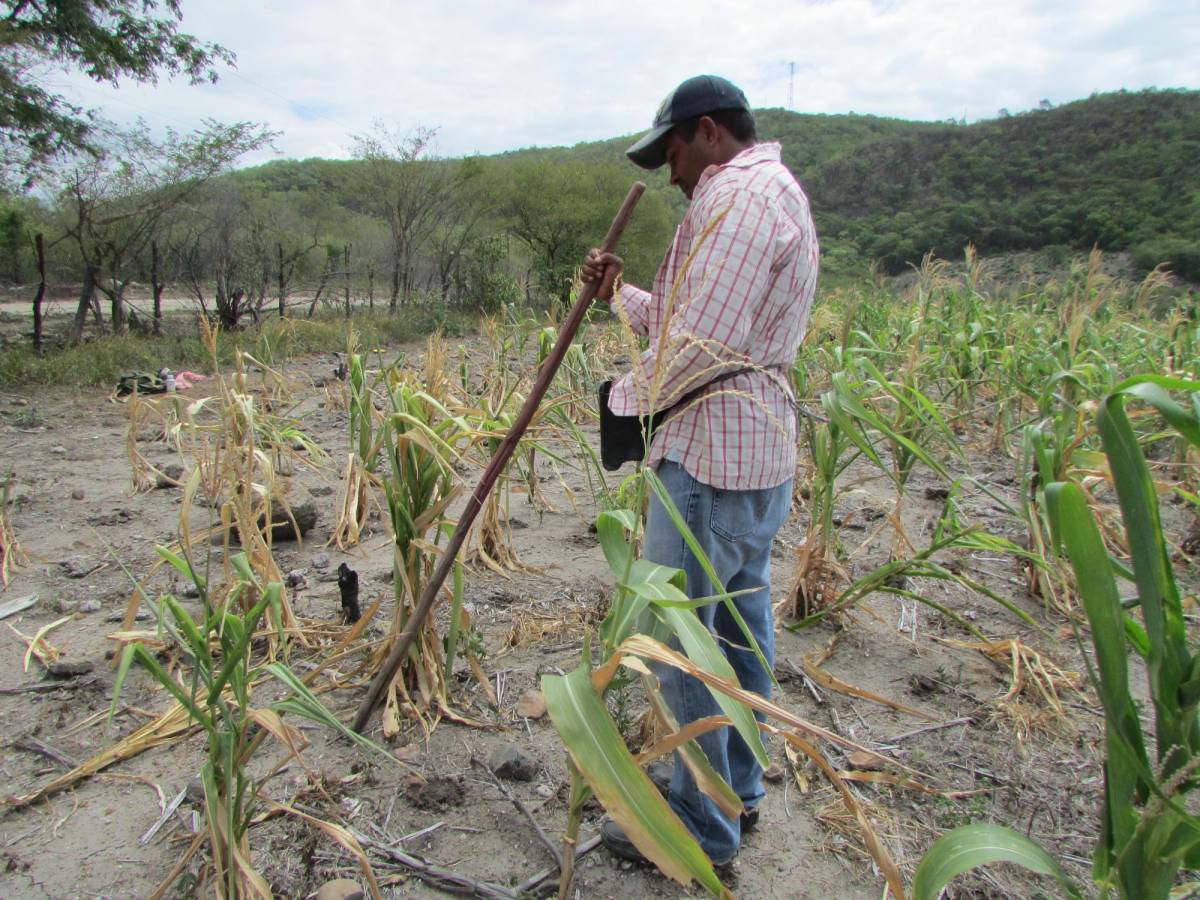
787, 352, 858, 617
112, 550, 389, 898
821, 351, 961, 556
333, 346, 385, 549
914, 375, 1200, 900
376, 378, 468, 731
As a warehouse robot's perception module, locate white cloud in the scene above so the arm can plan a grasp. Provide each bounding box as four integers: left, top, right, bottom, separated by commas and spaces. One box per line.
51, 0, 1200, 165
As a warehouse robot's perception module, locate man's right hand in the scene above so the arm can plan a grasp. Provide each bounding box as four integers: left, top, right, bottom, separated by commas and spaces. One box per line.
582, 248, 624, 302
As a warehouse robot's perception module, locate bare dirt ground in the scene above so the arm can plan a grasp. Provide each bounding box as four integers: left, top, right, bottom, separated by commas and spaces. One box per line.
0, 335, 1113, 899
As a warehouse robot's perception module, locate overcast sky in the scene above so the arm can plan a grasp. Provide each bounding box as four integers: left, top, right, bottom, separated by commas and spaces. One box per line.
48, 0, 1200, 166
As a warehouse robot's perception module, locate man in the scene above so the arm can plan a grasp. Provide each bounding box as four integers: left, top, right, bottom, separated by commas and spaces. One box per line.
582, 74, 819, 867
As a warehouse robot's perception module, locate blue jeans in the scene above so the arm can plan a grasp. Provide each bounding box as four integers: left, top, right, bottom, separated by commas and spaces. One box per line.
644, 460, 792, 864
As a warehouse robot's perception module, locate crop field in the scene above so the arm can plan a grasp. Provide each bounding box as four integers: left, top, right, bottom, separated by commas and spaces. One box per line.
1, 251, 1198, 899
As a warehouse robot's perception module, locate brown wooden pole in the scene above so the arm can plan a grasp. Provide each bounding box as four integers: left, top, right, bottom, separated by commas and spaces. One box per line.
351, 181, 645, 733
31, 233, 45, 352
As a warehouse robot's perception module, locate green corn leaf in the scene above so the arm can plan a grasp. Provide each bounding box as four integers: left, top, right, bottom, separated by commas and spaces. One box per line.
1097, 388, 1197, 768
130, 644, 214, 733
912, 823, 1082, 900
600, 594, 650, 650
656, 606, 769, 769
1113, 375, 1200, 449
626, 578, 693, 606
209, 593, 274, 700
108, 643, 137, 723
542, 665, 725, 894
155, 545, 207, 593
596, 509, 637, 577
265, 663, 401, 763
627, 559, 681, 585
1046, 480, 1149, 857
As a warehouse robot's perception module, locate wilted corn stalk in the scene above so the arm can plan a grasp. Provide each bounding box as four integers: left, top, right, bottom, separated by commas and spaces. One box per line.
333, 345, 384, 549
377, 378, 467, 732
787, 351, 855, 618
165, 320, 319, 649
0, 473, 27, 588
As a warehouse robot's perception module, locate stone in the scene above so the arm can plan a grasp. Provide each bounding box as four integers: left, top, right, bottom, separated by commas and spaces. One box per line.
58, 598, 77, 614
50, 445, 67, 456
763, 762, 786, 783
77, 599, 102, 614
185, 776, 205, 804
247, 479, 318, 542
309, 484, 335, 497
489, 744, 538, 782
181, 582, 202, 599
515, 688, 546, 719
312, 553, 331, 570
47, 660, 94, 678
71, 489, 85, 501
155, 463, 185, 489
315, 880, 364, 900
846, 751, 884, 771
107, 609, 151, 622
285, 569, 307, 590
61, 558, 95, 578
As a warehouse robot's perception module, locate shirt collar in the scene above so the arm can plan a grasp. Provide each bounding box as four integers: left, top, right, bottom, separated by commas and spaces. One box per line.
694, 142, 782, 194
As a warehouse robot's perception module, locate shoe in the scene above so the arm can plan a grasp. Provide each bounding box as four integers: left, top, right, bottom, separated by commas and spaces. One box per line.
740, 806, 759, 834
647, 760, 672, 797
645, 762, 759, 833
601, 818, 650, 864
601, 818, 739, 869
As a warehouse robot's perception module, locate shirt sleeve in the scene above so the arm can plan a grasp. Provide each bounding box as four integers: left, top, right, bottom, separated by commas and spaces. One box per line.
610, 187, 783, 416
612, 283, 651, 336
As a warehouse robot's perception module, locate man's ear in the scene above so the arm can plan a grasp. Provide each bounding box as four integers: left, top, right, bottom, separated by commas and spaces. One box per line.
697, 115, 721, 145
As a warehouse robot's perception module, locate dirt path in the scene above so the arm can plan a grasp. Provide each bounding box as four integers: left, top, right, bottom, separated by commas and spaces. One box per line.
0, 342, 1105, 898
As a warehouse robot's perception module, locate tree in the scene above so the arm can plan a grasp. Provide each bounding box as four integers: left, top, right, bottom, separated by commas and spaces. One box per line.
0, 0, 233, 176
427, 156, 491, 302
499, 157, 672, 306
352, 123, 447, 310
49, 118, 272, 340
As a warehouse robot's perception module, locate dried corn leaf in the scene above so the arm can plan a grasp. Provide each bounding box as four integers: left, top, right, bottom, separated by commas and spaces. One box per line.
8, 699, 198, 808
803, 646, 938, 722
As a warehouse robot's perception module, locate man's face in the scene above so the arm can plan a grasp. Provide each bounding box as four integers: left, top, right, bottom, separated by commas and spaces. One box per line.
664, 129, 713, 201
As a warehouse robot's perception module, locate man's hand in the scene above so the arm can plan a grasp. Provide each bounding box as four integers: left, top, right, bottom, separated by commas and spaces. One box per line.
582, 248, 624, 302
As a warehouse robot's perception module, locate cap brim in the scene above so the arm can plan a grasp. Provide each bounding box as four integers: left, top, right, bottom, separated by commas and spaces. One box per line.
625, 123, 673, 170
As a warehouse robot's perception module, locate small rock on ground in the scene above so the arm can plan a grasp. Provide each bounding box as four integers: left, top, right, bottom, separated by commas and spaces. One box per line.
489, 744, 538, 781
155, 463, 184, 488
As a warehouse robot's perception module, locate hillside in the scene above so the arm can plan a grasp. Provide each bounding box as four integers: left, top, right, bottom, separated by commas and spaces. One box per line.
234, 89, 1200, 279
801, 89, 1200, 275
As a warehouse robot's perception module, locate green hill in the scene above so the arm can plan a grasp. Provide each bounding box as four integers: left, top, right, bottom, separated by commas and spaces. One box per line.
536, 90, 1200, 278
798, 89, 1200, 276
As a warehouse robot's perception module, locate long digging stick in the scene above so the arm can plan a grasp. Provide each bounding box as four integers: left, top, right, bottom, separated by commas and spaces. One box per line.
352, 181, 646, 733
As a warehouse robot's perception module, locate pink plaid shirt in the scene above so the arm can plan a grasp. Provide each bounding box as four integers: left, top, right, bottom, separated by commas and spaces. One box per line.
608, 142, 819, 490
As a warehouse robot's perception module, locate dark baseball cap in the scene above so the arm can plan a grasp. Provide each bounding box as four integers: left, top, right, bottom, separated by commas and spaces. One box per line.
625, 75, 751, 170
